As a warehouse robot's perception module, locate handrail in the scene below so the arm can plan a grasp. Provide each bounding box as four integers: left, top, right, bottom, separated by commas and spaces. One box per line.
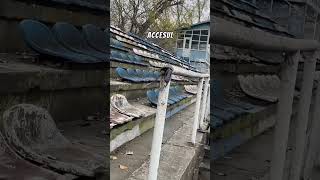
148, 67, 209, 180
164, 64, 209, 78
211, 16, 320, 52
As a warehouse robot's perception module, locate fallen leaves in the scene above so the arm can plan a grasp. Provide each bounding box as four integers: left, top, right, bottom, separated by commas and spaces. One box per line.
119, 164, 128, 171
110, 155, 118, 160
125, 151, 134, 155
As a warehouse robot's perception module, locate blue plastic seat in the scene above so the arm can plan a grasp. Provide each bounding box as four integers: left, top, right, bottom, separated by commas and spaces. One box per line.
211, 115, 224, 128
110, 38, 123, 48
169, 88, 183, 103
214, 103, 246, 116
20, 19, 97, 63
147, 90, 158, 105
126, 69, 142, 82
226, 101, 257, 110
110, 50, 124, 62
213, 108, 236, 122
112, 50, 122, 59
213, 80, 248, 117
135, 69, 149, 82
82, 24, 108, 53
170, 87, 185, 101
147, 89, 175, 106
116, 67, 139, 82
153, 71, 161, 80
134, 55, 143, 63
173, 86, 188, 99
142, 70, 155, 81
52, 22, 107, 62
116, 67, 161, 83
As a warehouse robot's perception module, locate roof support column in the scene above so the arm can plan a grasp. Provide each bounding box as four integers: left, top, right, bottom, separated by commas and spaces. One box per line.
270, 51, 300, 180
205, 88, 210, 124
290, 51, 317, 180
199, 78, 210, 130
148, 68, 172, 180
303, 53, 320, 180
191, 77, 204, 144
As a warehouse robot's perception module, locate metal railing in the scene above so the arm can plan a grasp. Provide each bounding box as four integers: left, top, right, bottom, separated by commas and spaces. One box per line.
147, 65, 209, 180
212, 14, 320, 180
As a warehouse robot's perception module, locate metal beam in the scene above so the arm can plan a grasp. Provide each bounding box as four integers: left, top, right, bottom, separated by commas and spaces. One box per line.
270, 51, 300, 180
303, 59, 320, 180
165, 64, 209, 78
211, 16, 320, 52
191, 78, 204, 144
148, 70, 172, 180
290, 51, 317, 180
199, 78, 210, 130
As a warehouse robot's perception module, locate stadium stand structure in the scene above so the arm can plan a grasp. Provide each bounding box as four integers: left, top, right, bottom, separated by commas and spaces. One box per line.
210, 0, 302, 160
109, 24, 205, 152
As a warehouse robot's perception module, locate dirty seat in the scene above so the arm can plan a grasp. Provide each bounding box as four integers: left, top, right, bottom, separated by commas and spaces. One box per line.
0, 104, 105, 177
20, 20, 98, 63
0, 132, 65, 180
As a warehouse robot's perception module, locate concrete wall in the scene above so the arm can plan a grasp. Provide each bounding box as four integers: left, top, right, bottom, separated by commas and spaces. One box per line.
0, 67, 107, 123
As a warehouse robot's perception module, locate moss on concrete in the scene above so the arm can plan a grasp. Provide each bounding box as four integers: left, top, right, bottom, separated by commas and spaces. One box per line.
110, 96, 195, 141
211, 104, 276, 140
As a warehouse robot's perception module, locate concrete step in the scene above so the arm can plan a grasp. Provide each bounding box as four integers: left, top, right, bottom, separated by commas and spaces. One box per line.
110, 97, 195, 152
110, 104, 207, 180
211, 98, 313, 180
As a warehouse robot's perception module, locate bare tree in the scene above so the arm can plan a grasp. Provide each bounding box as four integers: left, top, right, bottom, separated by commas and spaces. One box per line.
196, 0, 207, 23
111, 0, 193, 35
111, 0, 209, 51
137, 0, 184, 35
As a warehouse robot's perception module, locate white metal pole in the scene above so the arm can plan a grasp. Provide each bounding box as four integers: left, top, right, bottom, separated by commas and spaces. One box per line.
270, 51, 300, 180
291, 51, 317, 180
303, 68, 320, 180
148, 76, 171, 180
191, 78, 204, 144
199, 78, 210, 130
205, 90, 210, 123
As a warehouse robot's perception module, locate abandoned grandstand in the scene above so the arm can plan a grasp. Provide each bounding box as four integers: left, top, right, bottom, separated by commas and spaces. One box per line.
212, 0, 320, 180
109, 19, 211, 179
0, 0, 108, 179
